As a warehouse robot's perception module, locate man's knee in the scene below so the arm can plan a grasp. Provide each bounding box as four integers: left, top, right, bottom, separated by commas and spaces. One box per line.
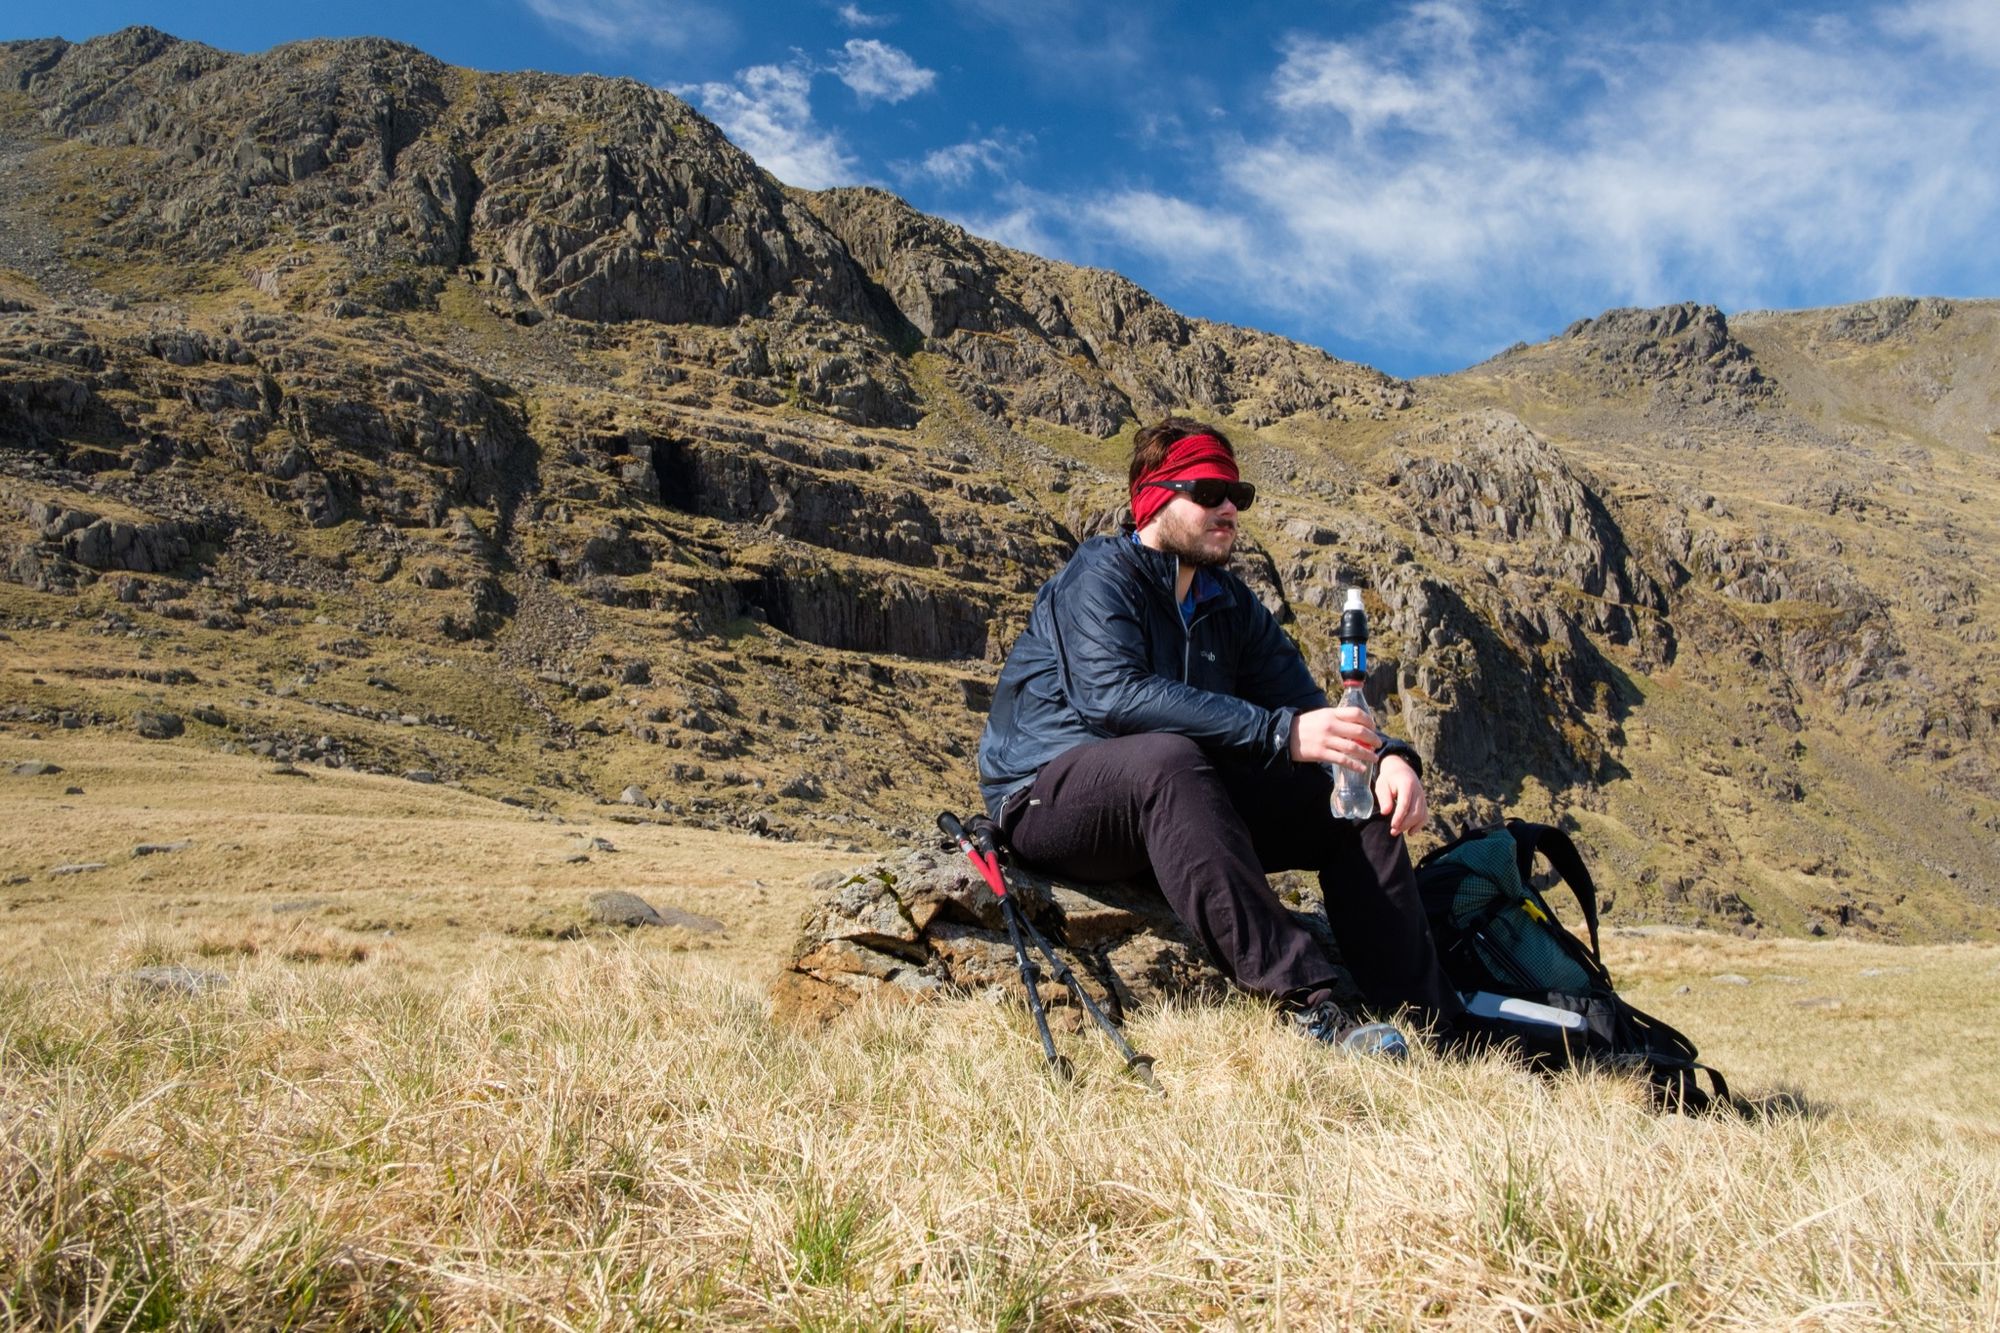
1124, 732, 1213, 785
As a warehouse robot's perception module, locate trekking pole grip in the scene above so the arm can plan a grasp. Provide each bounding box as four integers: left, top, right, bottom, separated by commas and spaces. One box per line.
937, 811, 969, 844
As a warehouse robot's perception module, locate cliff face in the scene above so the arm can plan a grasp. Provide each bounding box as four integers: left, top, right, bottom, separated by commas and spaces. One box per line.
3, 29, 1996, 938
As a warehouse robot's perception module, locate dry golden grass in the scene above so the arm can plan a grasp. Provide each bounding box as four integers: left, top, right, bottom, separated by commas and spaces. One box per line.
4, 736, 2000, 1327
0, 736, 859, 984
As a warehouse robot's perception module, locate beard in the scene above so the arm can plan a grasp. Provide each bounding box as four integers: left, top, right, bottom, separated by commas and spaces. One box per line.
1153, 506, 1237, 568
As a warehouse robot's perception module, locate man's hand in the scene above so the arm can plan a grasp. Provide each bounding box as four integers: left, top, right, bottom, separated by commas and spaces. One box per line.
1375, 754, 1429, 839
1288, 705, 1380, 772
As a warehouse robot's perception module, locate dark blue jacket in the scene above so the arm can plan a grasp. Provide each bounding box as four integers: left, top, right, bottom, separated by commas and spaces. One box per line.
977, 534, 1417, 818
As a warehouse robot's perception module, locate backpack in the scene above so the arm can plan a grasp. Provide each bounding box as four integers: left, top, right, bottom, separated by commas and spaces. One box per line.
1416, 819, 1731, 1112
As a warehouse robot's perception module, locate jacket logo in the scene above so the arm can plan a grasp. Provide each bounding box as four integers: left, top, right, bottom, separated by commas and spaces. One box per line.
1201, 650, 1217, 662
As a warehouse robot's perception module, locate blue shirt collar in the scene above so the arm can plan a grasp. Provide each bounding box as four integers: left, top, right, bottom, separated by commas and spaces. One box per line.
1128, 530, 1223, 623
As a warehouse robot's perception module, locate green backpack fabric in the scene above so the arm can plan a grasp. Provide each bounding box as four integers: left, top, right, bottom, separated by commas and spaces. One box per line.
1418, 820, 1730, 1112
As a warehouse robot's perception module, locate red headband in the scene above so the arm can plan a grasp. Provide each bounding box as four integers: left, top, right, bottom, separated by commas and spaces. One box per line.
1130, 434, 1239, 530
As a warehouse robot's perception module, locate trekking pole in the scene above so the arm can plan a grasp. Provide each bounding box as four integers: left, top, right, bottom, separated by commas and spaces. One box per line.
938, 812, 1162, 1095
937, 811, 1069, 1081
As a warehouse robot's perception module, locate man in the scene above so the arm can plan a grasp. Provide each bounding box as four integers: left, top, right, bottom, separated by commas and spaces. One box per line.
977, 417, 1462, 1057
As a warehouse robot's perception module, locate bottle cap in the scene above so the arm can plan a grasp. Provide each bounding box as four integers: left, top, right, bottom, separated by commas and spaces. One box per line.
1342, 588, 1364, 612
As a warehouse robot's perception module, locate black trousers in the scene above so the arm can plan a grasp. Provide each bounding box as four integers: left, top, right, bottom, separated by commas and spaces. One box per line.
999, 732, 1460, 1019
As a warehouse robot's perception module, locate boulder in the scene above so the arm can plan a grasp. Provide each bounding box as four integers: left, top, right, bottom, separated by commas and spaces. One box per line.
133, 709, 184, 739
774, 848, 1353, 1026
591, 890, 663, 926
589, 890, 724, 932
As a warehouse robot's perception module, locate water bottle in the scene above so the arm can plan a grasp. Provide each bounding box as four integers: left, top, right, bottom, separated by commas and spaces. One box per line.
1328, 588, 1376, 822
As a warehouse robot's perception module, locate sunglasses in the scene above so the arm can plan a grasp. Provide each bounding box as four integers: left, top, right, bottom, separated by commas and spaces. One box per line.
1144, 478, 1257, 511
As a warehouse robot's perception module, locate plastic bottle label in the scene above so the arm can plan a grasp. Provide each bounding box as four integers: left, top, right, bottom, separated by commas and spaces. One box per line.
1339, 643, 1367, 677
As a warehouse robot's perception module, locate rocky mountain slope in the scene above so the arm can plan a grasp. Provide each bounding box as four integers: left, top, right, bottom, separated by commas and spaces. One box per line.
3, 28, 1995, 939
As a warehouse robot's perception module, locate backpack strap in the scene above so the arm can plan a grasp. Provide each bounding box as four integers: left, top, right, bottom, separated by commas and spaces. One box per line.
1504, 820, 1603, 961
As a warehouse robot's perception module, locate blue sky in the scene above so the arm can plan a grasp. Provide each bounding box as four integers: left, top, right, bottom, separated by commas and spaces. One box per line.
7, 1, 1999, 376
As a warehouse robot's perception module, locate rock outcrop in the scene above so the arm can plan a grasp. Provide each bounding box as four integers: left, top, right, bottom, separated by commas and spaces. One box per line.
802, 187, 1418, 436
774, 849, 1350, 1026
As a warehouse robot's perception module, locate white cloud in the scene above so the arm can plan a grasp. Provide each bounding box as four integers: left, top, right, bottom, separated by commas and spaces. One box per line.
831, 38, 936, 104
837, 4, 894, 29
1881, 0, 2000, 68
519, 0, 728, 53
1270, 1, 1504, 141
905, 133, 1027, 187
1070, 0, 2000, 363
955, 206, 1061, 258
1082, 191, 1257, 276
684, 62, 859, 189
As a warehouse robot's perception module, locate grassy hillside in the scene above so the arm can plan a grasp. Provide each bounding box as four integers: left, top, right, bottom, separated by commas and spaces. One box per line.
5, 734, 2000, 1325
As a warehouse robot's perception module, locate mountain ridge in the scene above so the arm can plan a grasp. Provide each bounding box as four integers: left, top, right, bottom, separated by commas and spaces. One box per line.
3, 27, 1995, 941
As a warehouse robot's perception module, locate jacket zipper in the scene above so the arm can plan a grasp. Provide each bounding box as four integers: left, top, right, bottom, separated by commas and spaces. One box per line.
1183, 599, 1216, 682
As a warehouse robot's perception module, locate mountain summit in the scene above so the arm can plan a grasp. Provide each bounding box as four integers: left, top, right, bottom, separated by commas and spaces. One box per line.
3, 29, 1995, 937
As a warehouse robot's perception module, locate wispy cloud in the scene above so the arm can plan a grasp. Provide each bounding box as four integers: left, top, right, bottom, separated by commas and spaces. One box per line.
1880, 0, 2000, 68
902, 132, 1028, 188
952, 0, 1154, 80
831, 39, 936, 104
837, 3, 894, 29
519, 0, 730, 54
951, 198, 1064, 258
684, 61, 858, 189
1064, 0, 2000, 363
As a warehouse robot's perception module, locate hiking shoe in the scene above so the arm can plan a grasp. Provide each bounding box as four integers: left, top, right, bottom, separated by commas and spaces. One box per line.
1291, 1000, 1410, 1061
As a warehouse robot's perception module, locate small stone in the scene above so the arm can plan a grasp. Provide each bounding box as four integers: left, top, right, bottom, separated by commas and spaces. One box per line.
585, 836, 616, 852
621, 661, 652, 685
1711, 974, 1751, 986
50, 862, 108, 876
3, 874, 28, 886
133, 841, 193, 856
618, 785, 648, 806
191, 706, 226, 727
64, 786, 84, 795
564, 853, 591, 864
123, 965, 229, 997
10, 761, 62, 777
404, 769, 439, 784
656, 905, 725, 933
1673, 984, 1692, 995
270, 763, 308, 777
134, 709, 184, 739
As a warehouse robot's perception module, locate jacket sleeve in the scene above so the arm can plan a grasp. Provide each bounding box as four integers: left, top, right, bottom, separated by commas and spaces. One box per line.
1235, 593, 1329, 713
1235, 588, 1426, 779
1049, 562, 1291, 761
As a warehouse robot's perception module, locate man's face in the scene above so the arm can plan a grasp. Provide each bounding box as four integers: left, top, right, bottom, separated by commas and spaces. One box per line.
1145, 491, 1239, 568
